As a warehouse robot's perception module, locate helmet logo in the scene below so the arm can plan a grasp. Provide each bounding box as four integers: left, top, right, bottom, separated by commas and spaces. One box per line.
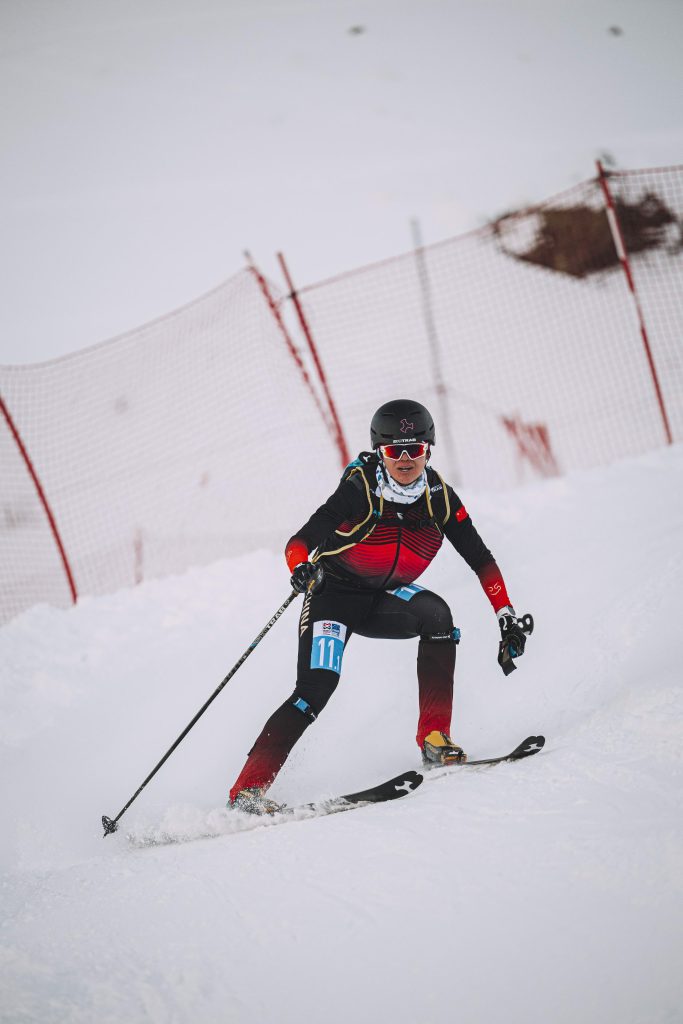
400, 418, 414, 434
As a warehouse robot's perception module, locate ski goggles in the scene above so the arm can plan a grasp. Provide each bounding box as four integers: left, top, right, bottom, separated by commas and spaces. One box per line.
379, 442, 430, 460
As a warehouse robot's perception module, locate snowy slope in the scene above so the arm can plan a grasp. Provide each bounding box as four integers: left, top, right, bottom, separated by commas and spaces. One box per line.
1, 445, 682, 1023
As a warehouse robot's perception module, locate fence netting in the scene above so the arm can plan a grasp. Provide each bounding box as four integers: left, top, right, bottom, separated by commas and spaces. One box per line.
294, 166, 682, 490
2, 167, 681, 626
1, 270, 337, 624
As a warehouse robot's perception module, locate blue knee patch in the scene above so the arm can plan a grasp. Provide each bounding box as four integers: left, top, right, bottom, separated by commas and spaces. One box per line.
310, 620, 347, 673
389, 583, 425, 602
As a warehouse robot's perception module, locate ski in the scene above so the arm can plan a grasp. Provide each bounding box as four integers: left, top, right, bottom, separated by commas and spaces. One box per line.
423, 734, 545, 774
276, 768, 424, 820
127, 738, 544, 848
302, 768, 424, 809
128, 769, 423, 848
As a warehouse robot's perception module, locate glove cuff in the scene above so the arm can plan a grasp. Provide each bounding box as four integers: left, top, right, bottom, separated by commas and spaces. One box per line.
496, 605, 516, 623
285, 538, 309, 572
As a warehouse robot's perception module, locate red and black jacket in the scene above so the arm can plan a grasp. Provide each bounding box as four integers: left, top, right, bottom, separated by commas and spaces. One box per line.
286, 452, 511, 613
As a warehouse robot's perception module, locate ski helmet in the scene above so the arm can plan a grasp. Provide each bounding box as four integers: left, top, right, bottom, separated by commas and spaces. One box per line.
370, 400, 435, 448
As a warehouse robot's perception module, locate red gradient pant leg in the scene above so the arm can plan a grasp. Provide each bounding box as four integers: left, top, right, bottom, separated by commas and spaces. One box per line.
229, 703, 309, 800
415, 639, 457, 747
229, 583, 369, 802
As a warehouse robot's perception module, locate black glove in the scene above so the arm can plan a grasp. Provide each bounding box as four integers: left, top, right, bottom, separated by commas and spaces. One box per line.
497, 607, 534, 675
291, 561, 325, 595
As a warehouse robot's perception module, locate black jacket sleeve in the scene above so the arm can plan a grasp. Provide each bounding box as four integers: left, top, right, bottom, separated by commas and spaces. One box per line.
441, 484, 512, 610
442, 486, 496, 572
288, 476, 369, 554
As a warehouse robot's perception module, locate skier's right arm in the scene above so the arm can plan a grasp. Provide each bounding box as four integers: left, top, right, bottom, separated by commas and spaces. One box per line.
285, 477, 368, 575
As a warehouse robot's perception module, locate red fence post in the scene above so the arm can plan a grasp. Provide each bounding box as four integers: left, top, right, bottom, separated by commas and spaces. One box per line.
0, 392, 78, 605
277, 252, 350, 467
596, 161, 673, 446
245, 255, 334, 442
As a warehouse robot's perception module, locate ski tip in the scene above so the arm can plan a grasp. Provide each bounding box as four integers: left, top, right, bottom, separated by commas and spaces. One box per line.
510, 735, 545, 759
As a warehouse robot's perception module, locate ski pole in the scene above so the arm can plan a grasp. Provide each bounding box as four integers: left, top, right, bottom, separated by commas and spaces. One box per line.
102, 589, 299, 837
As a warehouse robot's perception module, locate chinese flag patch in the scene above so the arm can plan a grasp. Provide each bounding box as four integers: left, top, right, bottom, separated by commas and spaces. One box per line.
455, 505, 468, 522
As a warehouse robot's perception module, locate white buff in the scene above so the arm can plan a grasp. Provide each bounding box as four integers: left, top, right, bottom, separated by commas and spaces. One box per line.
375, 463, 427, 505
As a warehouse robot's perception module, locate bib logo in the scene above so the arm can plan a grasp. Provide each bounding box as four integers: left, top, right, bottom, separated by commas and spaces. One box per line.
400, 418, 414, 434
322, 621, 341, 637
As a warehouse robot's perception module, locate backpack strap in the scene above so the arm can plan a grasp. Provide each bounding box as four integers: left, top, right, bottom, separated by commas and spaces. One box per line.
334, 462, 382, 537
314, 455, 450, 560
313, 455, 384, 561
426, 468, 451, 531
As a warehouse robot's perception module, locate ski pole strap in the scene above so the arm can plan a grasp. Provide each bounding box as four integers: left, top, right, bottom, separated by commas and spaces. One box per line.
498, 642, 517, 676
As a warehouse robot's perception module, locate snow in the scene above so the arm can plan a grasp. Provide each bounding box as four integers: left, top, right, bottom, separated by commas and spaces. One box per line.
2, 2, 683, 1018
2, 444, 682, 1022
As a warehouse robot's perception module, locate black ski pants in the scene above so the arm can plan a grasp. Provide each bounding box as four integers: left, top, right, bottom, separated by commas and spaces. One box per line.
230, 579, 458, 798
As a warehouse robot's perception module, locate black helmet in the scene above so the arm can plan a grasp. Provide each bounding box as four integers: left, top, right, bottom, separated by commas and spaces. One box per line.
370, 399, 435, 448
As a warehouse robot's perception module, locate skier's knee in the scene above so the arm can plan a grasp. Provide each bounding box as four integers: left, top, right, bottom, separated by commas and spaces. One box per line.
410, 590, 456, 639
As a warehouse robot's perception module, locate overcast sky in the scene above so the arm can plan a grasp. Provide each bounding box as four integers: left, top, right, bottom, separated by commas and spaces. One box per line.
2, 0, 682, 364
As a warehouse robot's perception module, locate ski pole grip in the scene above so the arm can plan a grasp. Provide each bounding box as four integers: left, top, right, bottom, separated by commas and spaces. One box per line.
497, 612, 534, 675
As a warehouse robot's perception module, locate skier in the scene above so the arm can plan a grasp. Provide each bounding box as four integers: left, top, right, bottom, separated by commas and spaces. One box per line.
229, 399, 532, 814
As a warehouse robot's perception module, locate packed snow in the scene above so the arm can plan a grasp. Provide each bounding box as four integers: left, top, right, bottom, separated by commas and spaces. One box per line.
1, 444, 681, 1022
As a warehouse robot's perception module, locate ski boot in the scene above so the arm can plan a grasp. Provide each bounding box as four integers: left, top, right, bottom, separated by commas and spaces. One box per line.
421, 730, 467, 766
230, 787, 285, 816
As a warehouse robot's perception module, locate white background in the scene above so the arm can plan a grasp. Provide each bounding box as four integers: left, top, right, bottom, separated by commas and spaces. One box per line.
2, 0, 683, 364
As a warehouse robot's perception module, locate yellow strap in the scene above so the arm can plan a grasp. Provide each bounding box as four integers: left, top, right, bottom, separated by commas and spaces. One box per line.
314, 464, 450, 562
315, 520, 379, 560
425, 480, 434, 520
332, 467, 376, 537
433, 470, 451, 524
313, 466, 383, 561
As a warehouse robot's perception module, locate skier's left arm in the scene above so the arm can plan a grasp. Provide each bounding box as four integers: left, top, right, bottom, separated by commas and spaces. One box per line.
442, 489, 532, 669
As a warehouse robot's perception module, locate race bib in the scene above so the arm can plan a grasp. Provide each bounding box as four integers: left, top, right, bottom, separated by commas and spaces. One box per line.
310, 620, 347, 674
